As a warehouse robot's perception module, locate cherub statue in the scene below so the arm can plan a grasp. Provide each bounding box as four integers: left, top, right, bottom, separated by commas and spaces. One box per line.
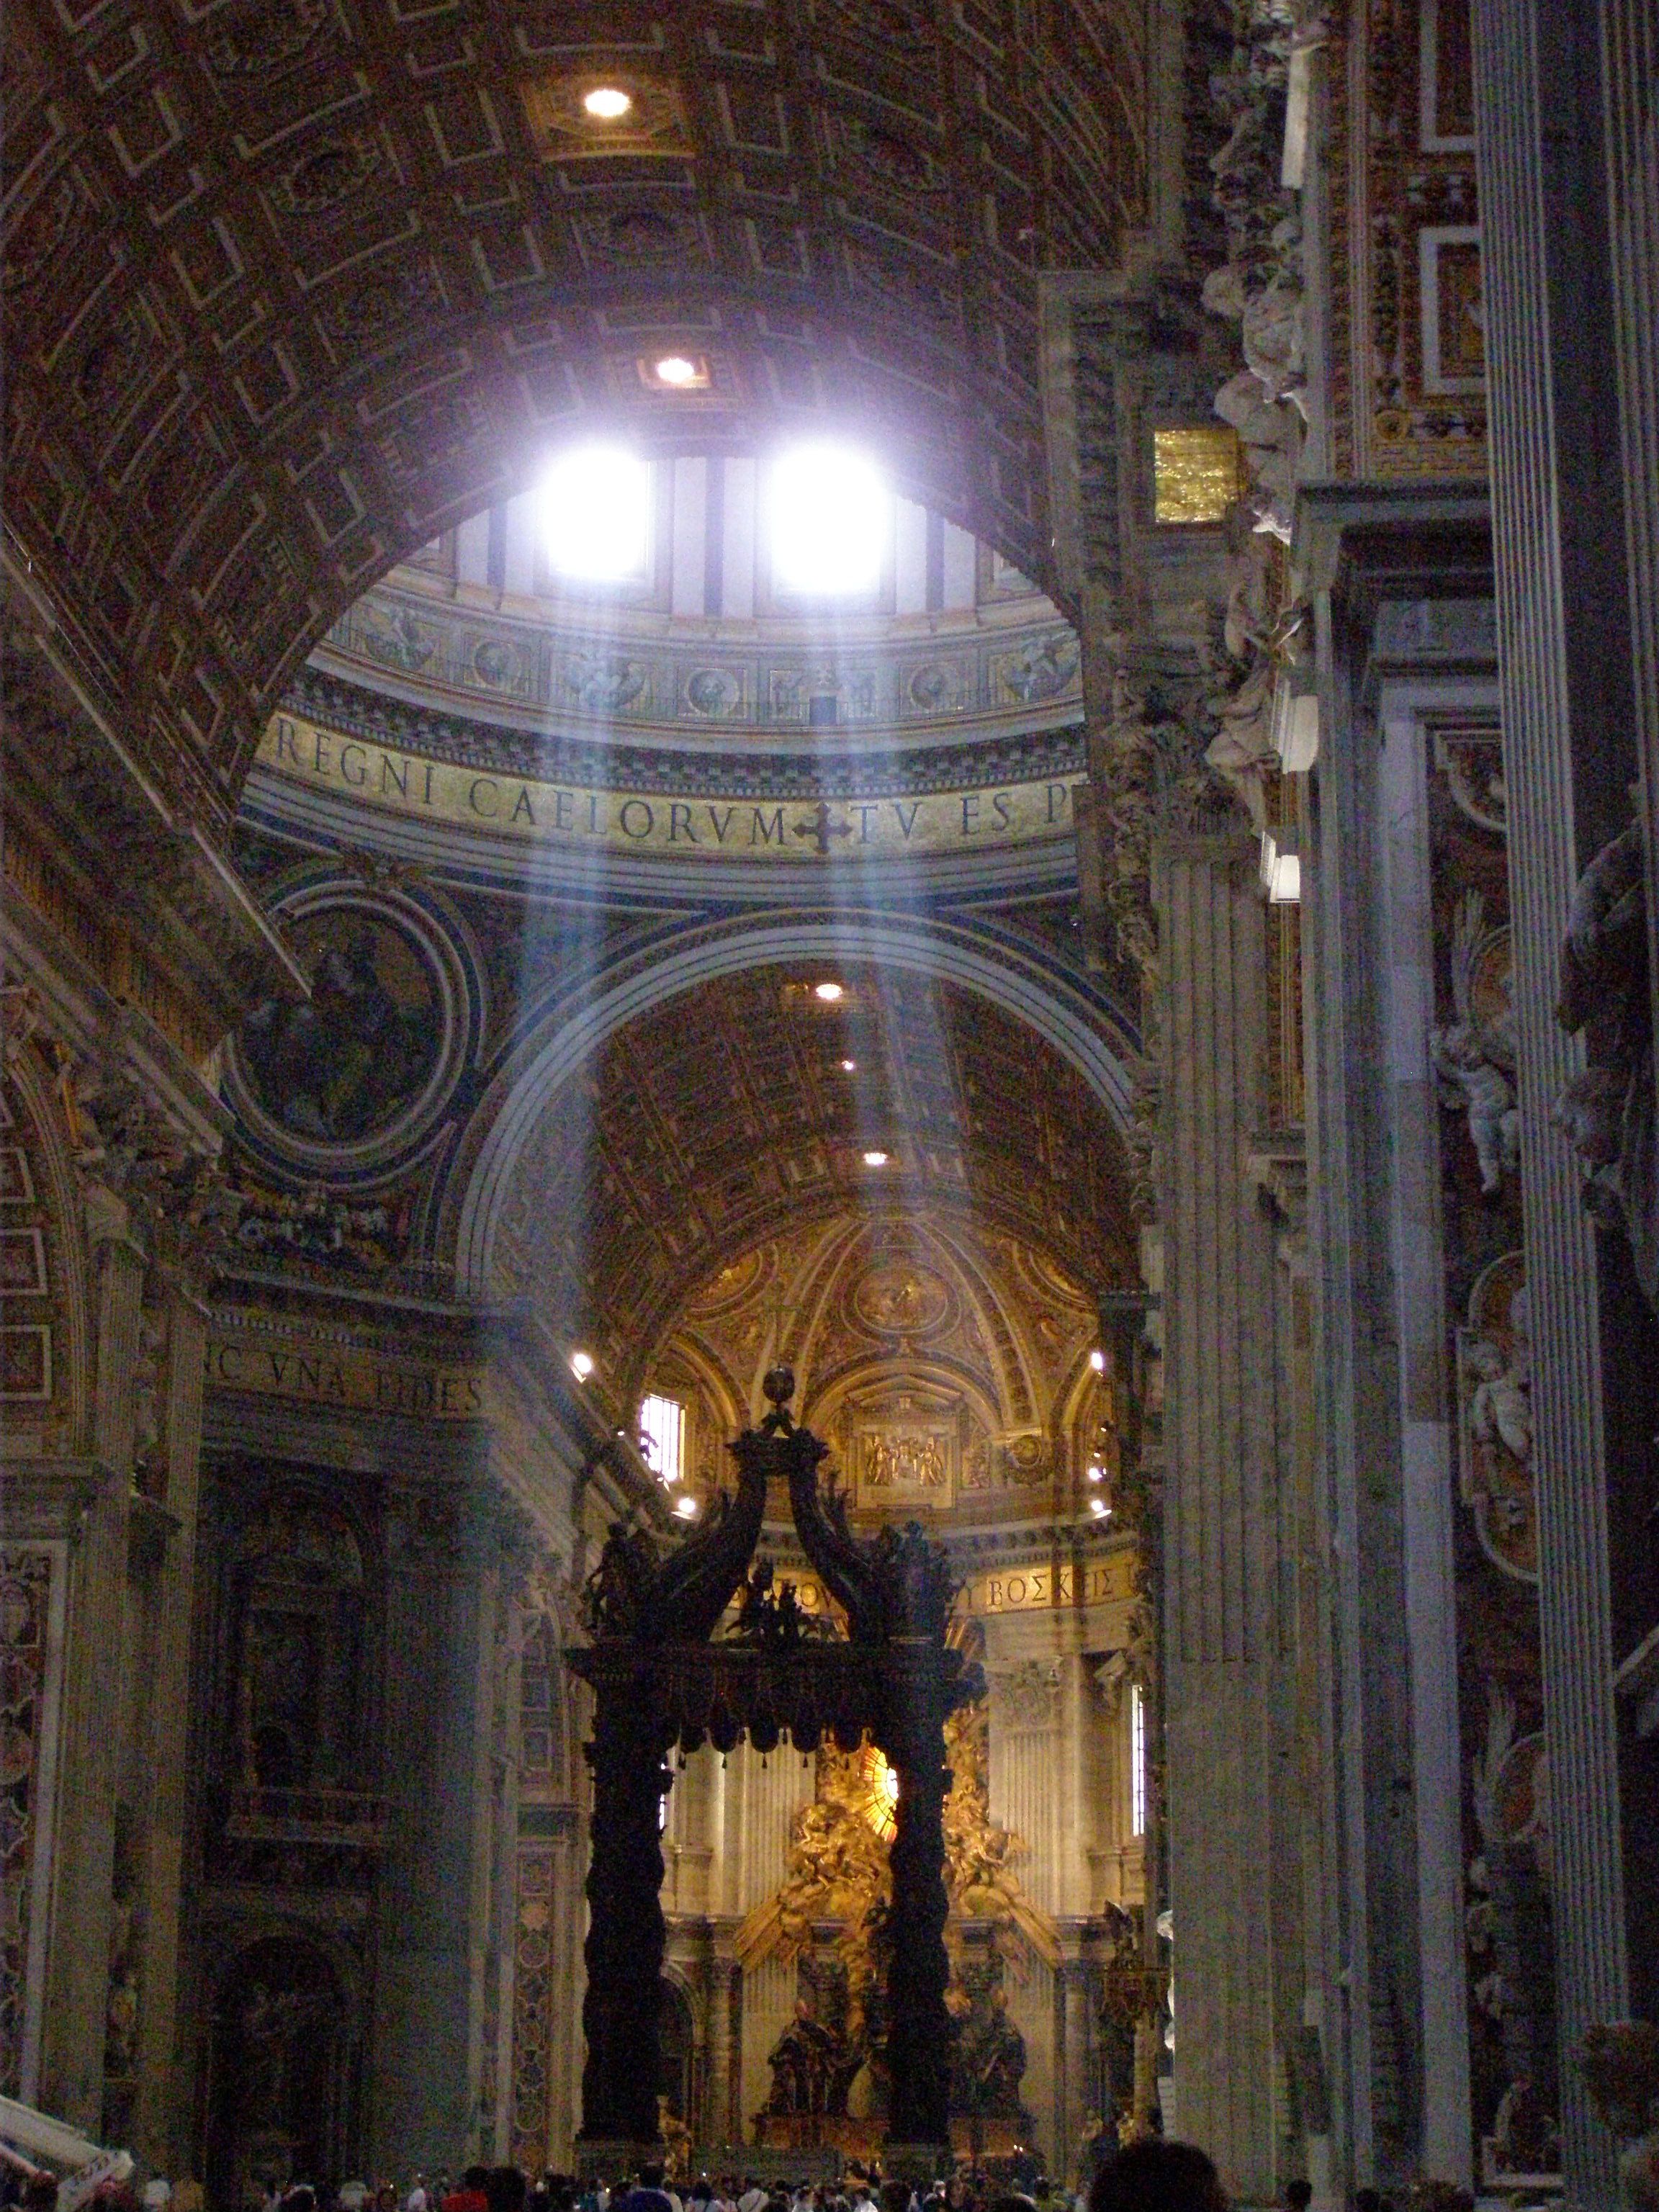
1465, 1293, 1532, 1466
1432, 891, 1520, 1194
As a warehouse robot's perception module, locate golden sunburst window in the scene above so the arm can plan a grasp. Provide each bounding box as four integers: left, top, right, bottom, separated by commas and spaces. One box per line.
855, 1745, 900, 1842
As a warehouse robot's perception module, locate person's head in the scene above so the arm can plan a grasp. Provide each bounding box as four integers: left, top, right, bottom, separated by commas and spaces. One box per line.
1088, 2144, 1228, 2212
464, 2177, 492, 2199
1285, 2188, 1311, 2212
637, 2173, 665, 2196
487, 2177, 528, 2212
1353, 2193, 1388, 2212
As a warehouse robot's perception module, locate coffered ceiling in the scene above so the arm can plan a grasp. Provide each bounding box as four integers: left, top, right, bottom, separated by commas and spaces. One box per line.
3, 0, 1151, 832
487, 958, 1136, 1396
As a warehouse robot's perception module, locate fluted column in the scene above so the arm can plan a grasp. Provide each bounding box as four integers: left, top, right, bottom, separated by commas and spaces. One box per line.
1155, 834, 1297, 2199
542, 1803, 583, 2167
371, 1481, 503, 2174
1470, 0, 1635, 2198
1600, 0, 1659, 1034
38, 1187, 143, 2131
132, 1277, 209, 2170
704, 1944, 734, 2152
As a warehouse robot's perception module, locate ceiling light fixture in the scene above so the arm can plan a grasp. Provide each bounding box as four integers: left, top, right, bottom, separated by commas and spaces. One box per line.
539, 444, 649, 582
814, 981, 845, 1002
570, 1351, 595, 1381
653, 354, 699, 387
675, 1494, 699, 1518
1087, 1465, 1104, 1483
1089, 1348, 1106, 1373
840, 1057, 857, 1073
1089, 1497, 1111, 1518
770, 442, 887, 595
583, 86, 632, 120
862, 1149, 889, 1167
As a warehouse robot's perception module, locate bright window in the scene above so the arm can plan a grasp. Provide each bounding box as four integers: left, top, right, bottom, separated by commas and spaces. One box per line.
770, 442, 888, 596
1130, 1682, 1147, 1838
639, 1392, 685, 1485
539, 444, 651, 583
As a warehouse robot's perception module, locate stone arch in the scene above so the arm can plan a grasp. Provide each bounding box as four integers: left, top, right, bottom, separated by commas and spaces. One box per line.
204, 1932, 358, 2211
449, 912, 1137, 1301
3, 0, 1162, 821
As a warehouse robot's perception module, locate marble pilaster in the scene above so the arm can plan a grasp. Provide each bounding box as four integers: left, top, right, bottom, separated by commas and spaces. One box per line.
370, 1480, 503, 2175
1470, 0, 1642, 2195
37, 1192, 144, 2133
132, 1280, 210, 2170
1155, 834, 1300, 2202
1597, 0, 1659, 1047
1295, 493, 1498, 2195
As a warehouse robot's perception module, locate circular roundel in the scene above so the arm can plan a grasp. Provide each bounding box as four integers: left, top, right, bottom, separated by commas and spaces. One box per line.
225, 881, 482, 1184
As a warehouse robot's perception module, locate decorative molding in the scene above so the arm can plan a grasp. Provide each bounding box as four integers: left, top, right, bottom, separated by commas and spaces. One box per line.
257, 705, 1085, 866
275, 667, 1087, 801
0, 0, 1160, 815
307, 581, 1084, 755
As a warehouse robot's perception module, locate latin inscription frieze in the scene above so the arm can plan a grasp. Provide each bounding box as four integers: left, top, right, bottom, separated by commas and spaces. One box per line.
257, 713, 1081, 860
206, 1335, 485, 1419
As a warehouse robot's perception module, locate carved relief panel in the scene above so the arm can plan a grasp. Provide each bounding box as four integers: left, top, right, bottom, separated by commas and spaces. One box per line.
1426, 711, 1555, 2181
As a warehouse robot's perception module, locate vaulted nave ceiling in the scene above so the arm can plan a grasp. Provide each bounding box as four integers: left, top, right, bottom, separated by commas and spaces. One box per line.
487, 958, 1136, 1403
3, 0, 1151, 832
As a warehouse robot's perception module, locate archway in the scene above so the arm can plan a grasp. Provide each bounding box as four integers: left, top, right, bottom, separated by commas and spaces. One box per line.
451, 918, 1138, 1302
204, 1937, 354, 2212
2, 2, 1161, 833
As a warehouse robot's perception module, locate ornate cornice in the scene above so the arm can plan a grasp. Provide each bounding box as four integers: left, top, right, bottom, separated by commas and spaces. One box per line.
307, 572, 1084, 756
2, 608, 308, 1054
279, 668, 1085, 804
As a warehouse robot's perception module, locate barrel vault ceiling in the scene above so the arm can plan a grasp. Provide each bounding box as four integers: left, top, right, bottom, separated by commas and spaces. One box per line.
3, 0, 1150, 832
485, 959, 1136, 1398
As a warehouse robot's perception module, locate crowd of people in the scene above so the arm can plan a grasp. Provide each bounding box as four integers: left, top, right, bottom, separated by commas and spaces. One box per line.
6, 2141, 1558, 2212
239, 2163, 1093, 2212
91, 2147, 1231, 2212
238, 2149, 1233, 2212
